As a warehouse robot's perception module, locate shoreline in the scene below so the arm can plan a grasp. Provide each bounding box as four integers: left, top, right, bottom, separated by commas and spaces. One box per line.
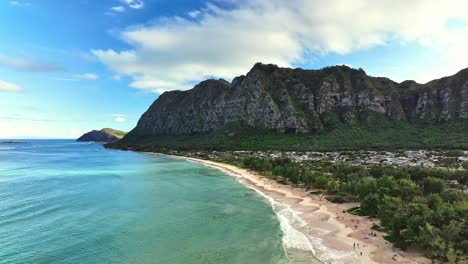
177, 156, 430, 264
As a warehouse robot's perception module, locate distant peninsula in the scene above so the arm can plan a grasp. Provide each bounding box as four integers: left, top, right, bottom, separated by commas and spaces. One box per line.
77, 128, 127, 143
1, 140, 29, 144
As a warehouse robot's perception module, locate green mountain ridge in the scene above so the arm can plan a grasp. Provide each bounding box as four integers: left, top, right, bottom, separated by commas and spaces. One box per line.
108, 63, 468, 151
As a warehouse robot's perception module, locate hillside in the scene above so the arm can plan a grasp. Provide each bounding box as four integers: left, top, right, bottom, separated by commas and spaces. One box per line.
77, 128, 127, 143
100, 128, 127, 139
109, 63, 468, 151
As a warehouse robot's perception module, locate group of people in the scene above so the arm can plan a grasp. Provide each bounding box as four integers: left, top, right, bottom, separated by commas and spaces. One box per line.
363, 230, 378, 239
353, 243, 363, 256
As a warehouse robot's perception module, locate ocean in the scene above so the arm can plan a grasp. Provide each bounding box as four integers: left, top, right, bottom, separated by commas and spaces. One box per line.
0, 140, 287, 264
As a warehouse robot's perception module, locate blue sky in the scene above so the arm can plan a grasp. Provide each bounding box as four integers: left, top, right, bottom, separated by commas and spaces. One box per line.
1, 0, 467, 138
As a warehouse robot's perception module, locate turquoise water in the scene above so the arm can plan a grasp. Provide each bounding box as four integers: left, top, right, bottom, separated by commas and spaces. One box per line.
0, 140, 287, 264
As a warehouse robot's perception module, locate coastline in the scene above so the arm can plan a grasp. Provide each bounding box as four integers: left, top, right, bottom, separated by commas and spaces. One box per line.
177, 156, 430, 264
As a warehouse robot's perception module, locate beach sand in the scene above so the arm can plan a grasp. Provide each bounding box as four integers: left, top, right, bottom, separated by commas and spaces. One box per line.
181, 156, 430, 264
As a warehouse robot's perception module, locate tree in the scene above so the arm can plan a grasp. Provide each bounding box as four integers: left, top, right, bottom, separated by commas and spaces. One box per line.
441, 189, 462, 204
355, 177, 377, 198
423, 177, 446, 195
462, 162, 468, 170
361, 193, 379, 216
378, 195, 406, 242
404, 201, 431, 245
259, 159, 273, 171
397, 178, 421, 201
446, 247, 457, 264
377, 176, 399, 197
440, 221, 465, 252
326, 179, 342, 194
425, 194, 457, 227
301, 170, 315, 185
313, 174, 329, 189
272, 165, 284, 176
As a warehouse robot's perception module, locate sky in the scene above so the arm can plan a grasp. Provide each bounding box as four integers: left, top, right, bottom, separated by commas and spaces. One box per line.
1, 0, 468, 138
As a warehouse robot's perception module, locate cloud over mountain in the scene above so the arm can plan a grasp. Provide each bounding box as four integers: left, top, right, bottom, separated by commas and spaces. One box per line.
94, 0, 468, 94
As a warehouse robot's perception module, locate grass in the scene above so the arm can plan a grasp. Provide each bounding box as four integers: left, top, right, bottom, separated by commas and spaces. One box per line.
101, 128, 127, 139
347, 206, 367, 216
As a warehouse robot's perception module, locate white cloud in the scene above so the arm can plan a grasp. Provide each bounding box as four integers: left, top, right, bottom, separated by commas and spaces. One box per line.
74, 73, 99, 80
0, 116, 56, 122
114, 115, 126, 122
188, 10, 201, 18
115, 116, 126, 122
52, 77, 79, 82
0, 55, 64, 72
113, 114, 126, 122
0, 80, 24, 93
111, 6, 125, 12
122, 0, 144, 9
94, 0, 468, 93
9, 1, 31, 7
53, 73, 99, 81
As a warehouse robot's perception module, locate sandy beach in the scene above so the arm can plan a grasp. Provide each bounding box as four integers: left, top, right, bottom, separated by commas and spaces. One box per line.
181, 156, 430, 264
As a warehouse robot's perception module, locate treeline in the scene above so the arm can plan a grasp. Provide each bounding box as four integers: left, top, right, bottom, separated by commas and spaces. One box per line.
109, 122, 468, 152
239, 157, 468, 262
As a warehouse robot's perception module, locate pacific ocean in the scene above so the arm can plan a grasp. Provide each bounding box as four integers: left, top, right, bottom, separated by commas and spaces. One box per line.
0, 140, 287, 264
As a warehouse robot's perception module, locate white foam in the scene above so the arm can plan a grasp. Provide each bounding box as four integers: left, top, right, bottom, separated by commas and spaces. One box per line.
236, 177, 360, 264
278, 208, 316, 253
0, 147, 15, 150
247, 185, 316, 255
308, 236, 358, 263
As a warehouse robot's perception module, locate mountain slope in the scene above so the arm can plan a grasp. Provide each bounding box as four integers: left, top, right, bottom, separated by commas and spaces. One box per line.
111, 63, 468, 151
77, 128, 127, 143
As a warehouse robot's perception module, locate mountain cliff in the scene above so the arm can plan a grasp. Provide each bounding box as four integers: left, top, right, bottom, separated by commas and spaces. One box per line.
77, 128, 127, 143
112, 63, 468, 151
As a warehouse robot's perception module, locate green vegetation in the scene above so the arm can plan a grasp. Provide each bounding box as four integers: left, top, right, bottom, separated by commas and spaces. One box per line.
462, 162, 468, 170
347, 206, 366, 216
231, 157, 468, 262
112, 121, 468, 152
101, 128, 127, 139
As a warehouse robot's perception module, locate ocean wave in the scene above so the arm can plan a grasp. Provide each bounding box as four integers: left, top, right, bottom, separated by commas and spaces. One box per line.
308, 235, 357, 264
243, 184, 319, 262
0, 147, 16, 151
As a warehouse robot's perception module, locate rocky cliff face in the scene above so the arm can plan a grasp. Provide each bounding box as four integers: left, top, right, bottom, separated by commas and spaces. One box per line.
126, 63, 468, 138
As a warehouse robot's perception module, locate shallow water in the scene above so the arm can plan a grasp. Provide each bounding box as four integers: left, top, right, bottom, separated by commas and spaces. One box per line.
0, 140, 287, 264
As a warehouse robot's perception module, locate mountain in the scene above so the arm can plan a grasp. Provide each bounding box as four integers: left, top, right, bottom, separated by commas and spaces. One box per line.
77, 128, 127, 143
110, 63, 468, 151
